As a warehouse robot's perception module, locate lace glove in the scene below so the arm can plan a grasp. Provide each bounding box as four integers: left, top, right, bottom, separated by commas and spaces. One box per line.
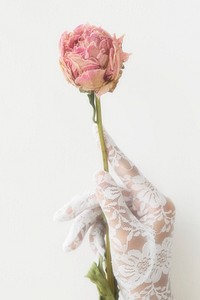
54, 128, 176, 300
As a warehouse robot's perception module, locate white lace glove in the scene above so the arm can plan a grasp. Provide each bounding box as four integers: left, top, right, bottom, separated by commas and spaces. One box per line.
54, 128, 176, 300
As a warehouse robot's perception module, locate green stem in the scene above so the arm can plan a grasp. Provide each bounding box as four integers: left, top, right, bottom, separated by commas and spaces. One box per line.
95, 96, 109, 172
95, 95, 116, 297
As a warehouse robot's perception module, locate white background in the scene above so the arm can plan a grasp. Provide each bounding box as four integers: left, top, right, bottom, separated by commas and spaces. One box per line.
0, 1, 200, 299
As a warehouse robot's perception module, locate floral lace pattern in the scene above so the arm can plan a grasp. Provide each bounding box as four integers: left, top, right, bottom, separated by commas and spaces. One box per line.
54, 127, 176, 299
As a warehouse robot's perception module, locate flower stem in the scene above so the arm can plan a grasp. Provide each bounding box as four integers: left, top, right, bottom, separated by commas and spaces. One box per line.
95, 95, 117, 298
95, 96, 109, 172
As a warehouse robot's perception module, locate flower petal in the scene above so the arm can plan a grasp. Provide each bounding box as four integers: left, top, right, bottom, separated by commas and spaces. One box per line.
75, 69, 105, 91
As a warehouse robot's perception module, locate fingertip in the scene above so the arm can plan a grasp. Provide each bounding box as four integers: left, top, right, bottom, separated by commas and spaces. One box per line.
53, 209, 65, 222
89, 223, 106, 257
62, 237, 77, 253
53, 212, 59, 222
93, 170, 115, 189
93, 170, 108, 183
62, 242, 70, 253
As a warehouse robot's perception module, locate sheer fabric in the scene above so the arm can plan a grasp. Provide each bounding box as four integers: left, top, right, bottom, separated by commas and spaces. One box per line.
54, 128, 176, 299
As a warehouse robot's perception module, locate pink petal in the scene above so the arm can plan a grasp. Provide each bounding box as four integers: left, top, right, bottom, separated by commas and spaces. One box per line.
75, 69, 105, 91
95, 81, 115, 97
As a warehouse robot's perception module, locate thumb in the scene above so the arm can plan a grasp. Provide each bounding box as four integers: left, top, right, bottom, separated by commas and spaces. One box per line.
94, 170, 126, 227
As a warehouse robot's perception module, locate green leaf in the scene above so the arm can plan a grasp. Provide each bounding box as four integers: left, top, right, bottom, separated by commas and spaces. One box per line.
87, 92, 97, 123
85, 261, 115, 300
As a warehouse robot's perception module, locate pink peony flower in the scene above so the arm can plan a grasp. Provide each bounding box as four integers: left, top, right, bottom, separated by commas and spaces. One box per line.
59, 24, 130, 97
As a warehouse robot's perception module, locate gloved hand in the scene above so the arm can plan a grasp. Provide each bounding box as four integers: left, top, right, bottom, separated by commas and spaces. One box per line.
54, 127, 176, 299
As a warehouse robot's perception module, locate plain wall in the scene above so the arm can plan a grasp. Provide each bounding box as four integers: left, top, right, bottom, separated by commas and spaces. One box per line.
0, 0, 200, 299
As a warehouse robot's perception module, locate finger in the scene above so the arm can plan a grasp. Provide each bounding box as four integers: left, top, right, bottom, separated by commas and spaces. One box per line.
53, 191, 98, 222
127, 175, 167, 209
89, 221, 106, 257
102, 130, 167, 211
94, 170, 143, 231
93, 125, 139, 188
63, 207, 102, 252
